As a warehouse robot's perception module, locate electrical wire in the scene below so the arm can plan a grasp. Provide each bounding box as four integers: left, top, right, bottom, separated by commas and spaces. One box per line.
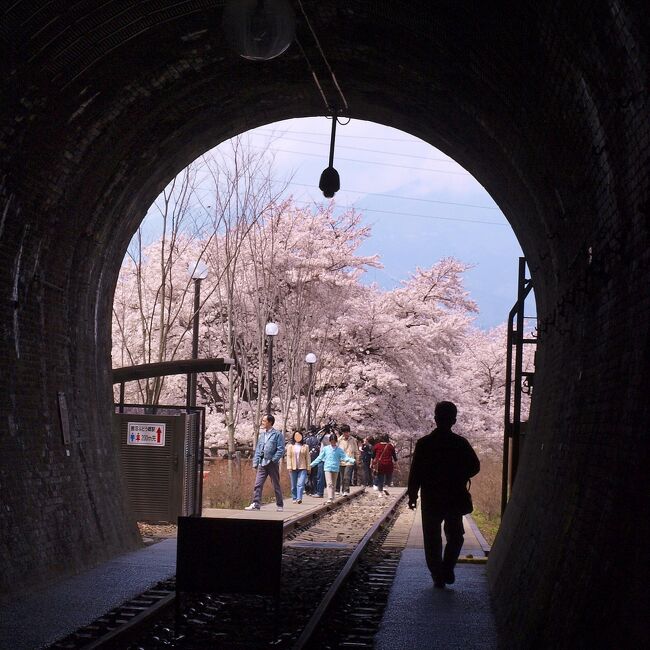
257, 128, 433, 144
294, 36, 330, 110
252, 144, 472, 176
291, 199, 508, 226
254, 134, 459, 163
297, 0, 349, 112
286, 182, 499, 210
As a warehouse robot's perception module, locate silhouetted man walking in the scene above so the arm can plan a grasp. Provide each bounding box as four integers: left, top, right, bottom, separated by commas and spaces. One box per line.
407, 401, 480, 588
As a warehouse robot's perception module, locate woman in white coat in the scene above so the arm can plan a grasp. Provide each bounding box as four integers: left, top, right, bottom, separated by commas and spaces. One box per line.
286, 430, 311, 503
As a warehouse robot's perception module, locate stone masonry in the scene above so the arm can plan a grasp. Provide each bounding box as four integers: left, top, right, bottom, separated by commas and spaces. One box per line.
0, 2, 648, 646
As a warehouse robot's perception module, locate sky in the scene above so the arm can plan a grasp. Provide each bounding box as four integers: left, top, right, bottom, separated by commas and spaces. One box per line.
140, 116, 533, 329
244, 117, 531, 329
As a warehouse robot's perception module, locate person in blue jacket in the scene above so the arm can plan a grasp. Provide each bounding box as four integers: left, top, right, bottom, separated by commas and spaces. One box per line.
245, 414, 285, 512
310, 433, 356, 503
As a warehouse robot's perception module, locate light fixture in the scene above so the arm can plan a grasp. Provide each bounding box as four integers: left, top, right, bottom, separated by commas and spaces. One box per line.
319, 110, 341, 198
305, 352, 317, 428
222, 0, 295, 61
188, 259, 209, 280
265, 321, 279, 415
186, 260, 208, 410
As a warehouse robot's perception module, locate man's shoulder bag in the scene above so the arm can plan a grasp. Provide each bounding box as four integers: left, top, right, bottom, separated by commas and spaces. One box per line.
459, 479, 474, 515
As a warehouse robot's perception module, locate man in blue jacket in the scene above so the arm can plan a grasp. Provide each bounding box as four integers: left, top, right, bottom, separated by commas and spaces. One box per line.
245, 414, 286, 512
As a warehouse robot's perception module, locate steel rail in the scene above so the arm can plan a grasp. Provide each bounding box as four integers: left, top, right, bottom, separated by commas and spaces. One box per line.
84, 592, 176, 649
291, 490, 408, 650
80, 490, 368, 649
281, 487, 365, 535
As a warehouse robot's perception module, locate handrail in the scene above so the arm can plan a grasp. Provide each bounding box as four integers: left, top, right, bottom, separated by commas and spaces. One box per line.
112, 358, 234, 383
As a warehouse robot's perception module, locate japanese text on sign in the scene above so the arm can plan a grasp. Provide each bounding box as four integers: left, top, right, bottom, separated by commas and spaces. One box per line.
127, 422, 166, 446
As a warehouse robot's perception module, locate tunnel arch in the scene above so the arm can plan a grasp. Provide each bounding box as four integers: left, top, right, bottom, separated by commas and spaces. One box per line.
1, 2, 648, 647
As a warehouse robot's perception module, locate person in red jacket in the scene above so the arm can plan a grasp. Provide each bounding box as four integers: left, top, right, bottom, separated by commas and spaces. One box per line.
372, 434, 397, 496
407, 401, 480, 589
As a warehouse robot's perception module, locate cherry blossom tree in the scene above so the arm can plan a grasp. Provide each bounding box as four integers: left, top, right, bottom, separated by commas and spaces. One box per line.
112, 161, 210, 404
443, 323, 535, 456
195, 139, 289, 455
195, 201, 379, 446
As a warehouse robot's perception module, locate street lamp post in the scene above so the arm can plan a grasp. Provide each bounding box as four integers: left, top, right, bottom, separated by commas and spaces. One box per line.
265, 322, 279, 415
305, 353, 317, 429
186, 261, 208, 410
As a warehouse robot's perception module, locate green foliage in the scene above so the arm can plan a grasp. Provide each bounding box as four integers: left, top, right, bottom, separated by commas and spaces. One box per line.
469, 454, 502, 544
471, 508, 501, 546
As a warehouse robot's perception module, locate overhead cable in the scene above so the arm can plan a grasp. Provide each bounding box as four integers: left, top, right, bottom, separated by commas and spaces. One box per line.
297, 0, 349, 112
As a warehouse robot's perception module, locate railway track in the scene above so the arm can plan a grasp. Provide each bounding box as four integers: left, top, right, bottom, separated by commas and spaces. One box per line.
49, 489, 412, 649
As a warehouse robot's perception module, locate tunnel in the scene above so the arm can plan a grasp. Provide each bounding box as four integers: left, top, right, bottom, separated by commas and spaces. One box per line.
0, 2, 648, 647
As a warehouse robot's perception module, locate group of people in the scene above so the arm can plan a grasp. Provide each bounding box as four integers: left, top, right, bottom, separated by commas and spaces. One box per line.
244, 416, 398, 510
244, 402, 480, 592
359, 434, 397, 495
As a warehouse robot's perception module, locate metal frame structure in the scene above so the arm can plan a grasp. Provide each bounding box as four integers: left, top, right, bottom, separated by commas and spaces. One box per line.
502, 257, 537, 515
114, 403, 205, 518
113, 357, 233, 517
113, 358, 234, 413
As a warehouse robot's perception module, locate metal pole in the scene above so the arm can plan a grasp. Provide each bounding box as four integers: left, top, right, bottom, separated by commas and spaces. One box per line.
328, 110, 337, 168
502, 306, 516, 516
190, 278, 202, 513
190, 277, 201, 408
197, 408, 206, 517
307, 363, 314, 429
511, 257, 526, 490
266, 335, 274, 416
119, 382, 125, 413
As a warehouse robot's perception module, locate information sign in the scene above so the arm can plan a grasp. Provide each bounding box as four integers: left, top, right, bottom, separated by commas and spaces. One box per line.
127, 422, 166, 446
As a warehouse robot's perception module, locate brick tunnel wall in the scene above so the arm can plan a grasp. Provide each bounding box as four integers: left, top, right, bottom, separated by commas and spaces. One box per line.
483, 5, 650, 647
0, 1, 648, 645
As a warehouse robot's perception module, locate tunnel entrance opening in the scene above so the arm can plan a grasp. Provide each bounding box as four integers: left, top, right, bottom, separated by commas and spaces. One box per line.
112, 117, 534, 545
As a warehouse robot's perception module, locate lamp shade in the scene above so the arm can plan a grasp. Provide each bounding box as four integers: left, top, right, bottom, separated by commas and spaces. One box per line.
305, 353, 317, 364
222, 0, 295, 61
319, 166, 340, 198
265, 322, 279, 336
188, 260, 209, 280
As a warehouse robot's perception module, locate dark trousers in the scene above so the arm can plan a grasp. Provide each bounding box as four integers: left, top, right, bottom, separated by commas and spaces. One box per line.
315, 462, 325, 496
251, 461, 283, 507
340, 465, 354, 493
306, 468, 316, 494
421, 510, 465, 578
361, 462, 373, 486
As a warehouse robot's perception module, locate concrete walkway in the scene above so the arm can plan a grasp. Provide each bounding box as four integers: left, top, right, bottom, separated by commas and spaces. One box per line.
0, 538, 178, 650
375, 503, 498, 649
201, 485, 364, 520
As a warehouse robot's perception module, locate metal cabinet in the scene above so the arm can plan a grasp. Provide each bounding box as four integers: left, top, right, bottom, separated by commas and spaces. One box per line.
114, 412, 200, 524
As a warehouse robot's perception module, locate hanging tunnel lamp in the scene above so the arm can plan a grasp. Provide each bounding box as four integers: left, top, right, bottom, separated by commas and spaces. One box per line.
319, 111, 341, 198
222, 0, 296, 61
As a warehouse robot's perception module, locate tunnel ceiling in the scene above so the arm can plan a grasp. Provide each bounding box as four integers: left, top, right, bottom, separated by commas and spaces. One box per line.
4, 0, 632, 316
